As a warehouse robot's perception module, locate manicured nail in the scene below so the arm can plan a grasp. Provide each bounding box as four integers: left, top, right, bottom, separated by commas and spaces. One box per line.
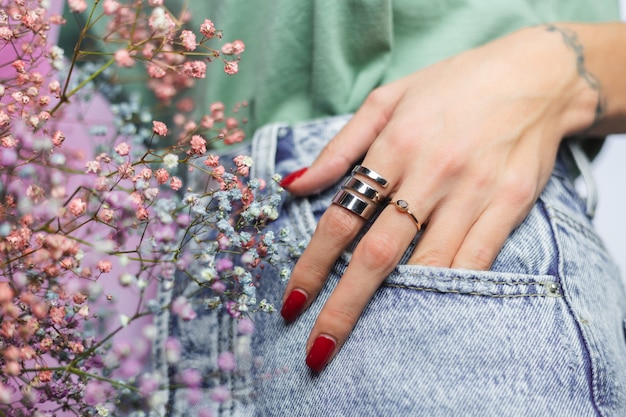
280, 289, 308, 322
306, 335, 336, 372
279, 167, 308, 188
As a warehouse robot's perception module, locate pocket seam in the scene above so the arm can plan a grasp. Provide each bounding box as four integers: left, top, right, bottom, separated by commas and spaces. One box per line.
382, 282, 562, 298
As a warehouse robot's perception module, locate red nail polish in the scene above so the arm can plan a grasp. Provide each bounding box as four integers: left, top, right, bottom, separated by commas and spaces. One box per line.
281, 289, 307, 322
306, 335, 336, 372
279, 167, 308, 188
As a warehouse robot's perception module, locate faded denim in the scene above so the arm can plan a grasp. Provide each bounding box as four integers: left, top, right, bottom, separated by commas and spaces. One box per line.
154, 115, 626, 417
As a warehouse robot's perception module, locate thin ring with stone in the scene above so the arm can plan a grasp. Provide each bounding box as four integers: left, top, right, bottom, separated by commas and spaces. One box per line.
388, 199, 421, 231
332, 188, 378, 220
352, 165, 389, 188
342, 176, 388, 204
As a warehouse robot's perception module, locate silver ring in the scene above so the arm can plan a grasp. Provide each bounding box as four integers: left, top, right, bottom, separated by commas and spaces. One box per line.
388, 199, 421, 231
342, 177, 388, 204
332, 189, 378, 220
352, 165, 388, 188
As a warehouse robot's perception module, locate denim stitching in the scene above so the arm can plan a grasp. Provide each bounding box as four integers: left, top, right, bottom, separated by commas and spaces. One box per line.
382, 282, 562, 298
547, 206, 604, 253
389, 270, 557, 286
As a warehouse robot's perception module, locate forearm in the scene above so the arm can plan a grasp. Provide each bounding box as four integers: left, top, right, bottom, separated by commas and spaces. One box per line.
554, 22, 626, 136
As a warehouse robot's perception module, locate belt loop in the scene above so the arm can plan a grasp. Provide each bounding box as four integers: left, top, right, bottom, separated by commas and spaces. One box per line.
566, 140, 598, 218
250, 122, 281, 180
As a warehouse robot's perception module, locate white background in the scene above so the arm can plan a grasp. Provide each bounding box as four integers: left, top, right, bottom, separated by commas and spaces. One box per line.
593, 2, 626, 280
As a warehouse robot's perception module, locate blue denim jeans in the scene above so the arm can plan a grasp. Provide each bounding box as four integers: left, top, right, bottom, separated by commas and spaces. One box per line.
154, 115, 626, 417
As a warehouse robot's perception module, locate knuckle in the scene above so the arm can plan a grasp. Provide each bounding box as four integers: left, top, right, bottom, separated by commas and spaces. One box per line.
431, 148, 465, 178
413, 245, 452, 267
364, 86, 393, 109
318, 208, 361, 243
318, 305, 361, 331
294, 255, 330, 286
356, 232, 402, 271
458, 245, 496, 270
501, 172, 537, 208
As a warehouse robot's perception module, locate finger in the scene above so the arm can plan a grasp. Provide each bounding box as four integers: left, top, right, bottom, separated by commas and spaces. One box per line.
286, 85, 404, 196
303, 196, 421, 372
450, 198, 533, 270
407, 189, 488, 267
280, 204, 365, 322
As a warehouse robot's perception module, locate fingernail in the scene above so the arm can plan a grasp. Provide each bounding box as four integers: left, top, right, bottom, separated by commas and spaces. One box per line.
280, 289, 308, 322
279, 167, 308, 188
306, 335, 336, 372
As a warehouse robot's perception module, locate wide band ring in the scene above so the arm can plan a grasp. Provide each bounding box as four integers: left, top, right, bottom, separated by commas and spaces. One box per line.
342, 177, 388, 204
332, 189, 378, 220
352, 165, 389, 188
389, 199, 421, 231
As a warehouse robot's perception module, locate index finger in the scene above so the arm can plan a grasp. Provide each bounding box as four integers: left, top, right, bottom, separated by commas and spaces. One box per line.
284, 84, 404, 196
303, 203, 419, 371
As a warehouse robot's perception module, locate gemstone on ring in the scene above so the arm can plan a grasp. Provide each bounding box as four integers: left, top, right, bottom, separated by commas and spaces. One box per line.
389, 199, 421, 231
395, 200, 409, 211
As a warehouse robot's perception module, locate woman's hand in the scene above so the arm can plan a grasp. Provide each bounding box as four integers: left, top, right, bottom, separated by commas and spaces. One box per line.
279, 24, 606, 372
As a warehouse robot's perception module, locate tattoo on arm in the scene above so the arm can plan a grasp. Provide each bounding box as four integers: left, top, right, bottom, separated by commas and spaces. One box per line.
546, 24, 606, 129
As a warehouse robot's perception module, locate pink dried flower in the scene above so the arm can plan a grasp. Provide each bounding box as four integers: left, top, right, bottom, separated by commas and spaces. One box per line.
155, 168, 169, 184
98, 208, 115, 222
210, 385, 231, 403
0, 27, 13, 41
180, 30, 197, 51
69, 341, 85, 354
212, 165, 226, 177
171, 296, 197, 321
139, 167, 153, 180
0, 283, 14, 303
1, 135, 17, 148
68, 0, 88, 13
149, 0, 164, 5
48, 80, 61, 94
97, 260, 113, 273
12, 60, 26, 73
237, 318, 255, 335
52, 130, 65, 147
152, 120, 168, 136
190, 135, 207, 155
50, 306, 66, 325
38, 370, 52, 383
114, 49, 135, 68
221, 40, 245, 55
68, 198, 87, 216
148, 64, 166, 79
226, 117, 239, 129
224, 129, 245, 145
233, 155, 253, 176
115, 142, 131, 156
204, 154, 220, 167
200, 19, 216, 38
200, 115, 214, 128
181, 369, 202, 388
103, 0, 120, 14
170, 176, 182, 191
143, 43, 156, 59
85, 160, 101, 174
149, 7, 176, 34
183, 61, 207, 79
224, 61, 239, 75
165, 337, 181, 364
0, 112, 10, 127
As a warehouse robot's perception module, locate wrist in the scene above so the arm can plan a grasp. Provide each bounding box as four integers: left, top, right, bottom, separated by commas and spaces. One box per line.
543, 22, 626, 136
